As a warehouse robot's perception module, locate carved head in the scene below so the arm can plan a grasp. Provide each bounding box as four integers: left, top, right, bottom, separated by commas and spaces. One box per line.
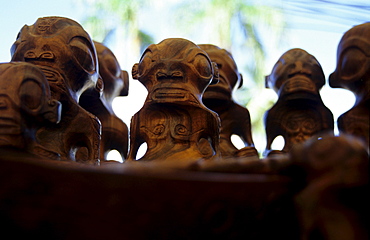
199, 44, 242, 101
10, 16, 99, 101
329, 22, 370, 94
291, 135, 368, 240
0, 62, 61, 149
132, 38, 218, 104
292, 134, 369, 186
94, 41, 129, 101
266, 48, 325, 97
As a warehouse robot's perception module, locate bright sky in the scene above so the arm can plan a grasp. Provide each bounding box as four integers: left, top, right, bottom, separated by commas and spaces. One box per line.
0, 0, 366, 157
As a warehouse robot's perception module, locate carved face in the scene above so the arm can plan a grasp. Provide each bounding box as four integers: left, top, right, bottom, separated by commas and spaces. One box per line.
199, 44, 242, 100
329, 22, 370, 93
266, 48, 325, 96
132, 38, 218, 104
0, 62, 61, 147
10, 17, 98, 101
94, 41, 128, 101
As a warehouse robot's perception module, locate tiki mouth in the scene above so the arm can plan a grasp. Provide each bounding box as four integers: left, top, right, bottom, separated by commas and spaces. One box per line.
152, 88, 187, 100
287, 72, 311, 80
156, 75, 184, 82
281, 77, 317, 94
0, 119, 21, 134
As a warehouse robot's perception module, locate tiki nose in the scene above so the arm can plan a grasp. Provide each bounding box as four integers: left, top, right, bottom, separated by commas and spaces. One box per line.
288, 61, 312, 77
156, 71, 168, 79
156, 62, 184, 80
295, 61, 303, 72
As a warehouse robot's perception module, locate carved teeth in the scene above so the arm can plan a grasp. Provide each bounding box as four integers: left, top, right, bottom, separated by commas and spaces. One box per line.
152, 88, 187, 100
156, 92, 185, 98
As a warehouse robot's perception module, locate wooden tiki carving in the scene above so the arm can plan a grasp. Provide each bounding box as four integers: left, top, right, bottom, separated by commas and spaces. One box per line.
79, 41, 129, 162
0, 62, 61, 154
199, 44, 258, 159
264, 48, 334, 157
329, 22, 370, 149
291, 135, 369, 240
127, 38, 221, 166
10, 17, 101, 164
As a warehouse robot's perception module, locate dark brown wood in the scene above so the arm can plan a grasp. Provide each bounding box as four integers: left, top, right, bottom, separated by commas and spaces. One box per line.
0, 152, 297, 240
10, 16, 101, 164
329, 22, 370, 149
199, 44, 258, 159
127, 38, 221, 167
0, 62, 61, 154
291, 135, 369, 240
264, 48, 334, 157
1, 15, 367, 240
79, 41, 129, 162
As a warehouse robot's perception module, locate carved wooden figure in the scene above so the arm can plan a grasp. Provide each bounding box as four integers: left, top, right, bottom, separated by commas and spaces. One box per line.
127, 38, 221, 166
264, 48, 334, 156
79, 41, 129, 162
0, 62, 61, 154
199, 44, 258, 159
291, 135, 369, 240
329, 22, 370, 149
10, 17, 101, 164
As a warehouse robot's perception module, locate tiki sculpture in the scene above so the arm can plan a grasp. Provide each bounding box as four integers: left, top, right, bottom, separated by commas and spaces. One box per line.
264, 48, 334, 157
329, 22, 370, 149
11, 17, 101, 164
79, 41, 129, 162
199, 44, 258, 159
127, 38, 221, 167
0, 62, 61, 155
291, 135, 369, 240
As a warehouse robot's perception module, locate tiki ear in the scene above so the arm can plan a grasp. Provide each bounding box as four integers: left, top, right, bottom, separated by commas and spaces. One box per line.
238, 73, 243, 89
265, 75, 270, 89
119, 70, 129, 96
132, 63, 139, 80
210, 62, 219, 85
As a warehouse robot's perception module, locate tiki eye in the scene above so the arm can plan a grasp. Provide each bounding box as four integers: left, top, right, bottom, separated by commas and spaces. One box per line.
24, 51, 37, 59
70, 37, 95, 72
340, 48, 366, 79
40, 51, 54, 59
192, 54, 212, 78
19, 79, 43, 110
